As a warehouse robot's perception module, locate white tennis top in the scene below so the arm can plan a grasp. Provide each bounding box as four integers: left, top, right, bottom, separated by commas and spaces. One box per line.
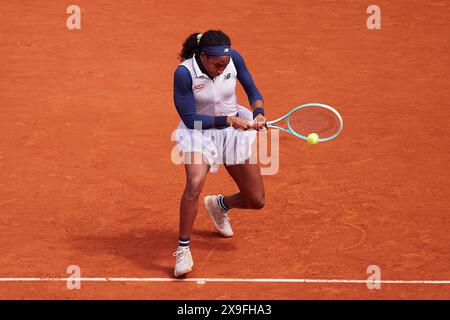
179, 54, 239, 117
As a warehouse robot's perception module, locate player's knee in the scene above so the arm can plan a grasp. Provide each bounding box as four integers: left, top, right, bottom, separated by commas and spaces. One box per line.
184, 187, 202, 201
254, 197, 265, 210
184, 178, 205, 200
247, 193, 265, 210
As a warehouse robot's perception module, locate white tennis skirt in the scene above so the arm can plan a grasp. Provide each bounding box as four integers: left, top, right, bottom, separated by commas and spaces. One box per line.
174, 106, 257, 173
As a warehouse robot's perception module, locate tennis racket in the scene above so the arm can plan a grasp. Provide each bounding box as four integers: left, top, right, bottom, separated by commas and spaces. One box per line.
261, 103, 344, 142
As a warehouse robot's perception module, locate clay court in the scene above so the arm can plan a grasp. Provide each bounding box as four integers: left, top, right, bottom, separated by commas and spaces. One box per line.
0, 0, 449, 299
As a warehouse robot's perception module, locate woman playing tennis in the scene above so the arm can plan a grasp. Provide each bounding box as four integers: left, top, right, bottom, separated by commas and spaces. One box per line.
172, 30, 266, 277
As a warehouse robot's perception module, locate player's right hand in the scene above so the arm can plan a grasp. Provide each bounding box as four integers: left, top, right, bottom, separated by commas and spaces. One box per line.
227, 116, 252, 130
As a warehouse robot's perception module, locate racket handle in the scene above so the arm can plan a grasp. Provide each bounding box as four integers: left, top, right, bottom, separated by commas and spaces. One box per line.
248, 120, 266, 130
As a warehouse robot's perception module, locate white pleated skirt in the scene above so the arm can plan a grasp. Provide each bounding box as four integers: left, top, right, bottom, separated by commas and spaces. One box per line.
174, 106, 257, 173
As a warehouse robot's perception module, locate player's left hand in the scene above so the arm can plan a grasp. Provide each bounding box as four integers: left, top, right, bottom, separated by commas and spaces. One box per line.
252, 114, 266, 130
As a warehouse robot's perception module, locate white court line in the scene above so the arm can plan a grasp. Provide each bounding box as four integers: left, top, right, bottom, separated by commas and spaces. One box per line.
0, 278, 449, 284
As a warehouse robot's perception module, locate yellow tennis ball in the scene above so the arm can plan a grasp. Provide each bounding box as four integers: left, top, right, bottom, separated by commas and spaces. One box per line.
307, 133, 319, 144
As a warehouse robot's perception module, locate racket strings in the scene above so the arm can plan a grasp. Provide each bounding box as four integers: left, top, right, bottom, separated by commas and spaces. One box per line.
288, 107, 341, 138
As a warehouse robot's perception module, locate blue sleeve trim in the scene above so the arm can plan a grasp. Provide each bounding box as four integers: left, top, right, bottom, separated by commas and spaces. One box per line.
252, 107, 265, 118
231, 49, 263, 105
214, 116, 228, 128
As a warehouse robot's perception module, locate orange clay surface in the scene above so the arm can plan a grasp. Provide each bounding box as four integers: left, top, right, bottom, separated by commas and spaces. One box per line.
0, 1, 449, 299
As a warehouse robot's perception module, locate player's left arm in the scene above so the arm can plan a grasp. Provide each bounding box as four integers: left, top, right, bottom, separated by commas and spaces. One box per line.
231, 50, 266, 128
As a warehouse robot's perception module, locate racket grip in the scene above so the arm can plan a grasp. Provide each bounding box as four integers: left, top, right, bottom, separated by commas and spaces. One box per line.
248, 120, 265, 130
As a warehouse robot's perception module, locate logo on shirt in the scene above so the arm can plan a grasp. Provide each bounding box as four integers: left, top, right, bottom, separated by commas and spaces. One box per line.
225, 73, 231, 80
193, 84, 205, 92
224, 48, 229, 53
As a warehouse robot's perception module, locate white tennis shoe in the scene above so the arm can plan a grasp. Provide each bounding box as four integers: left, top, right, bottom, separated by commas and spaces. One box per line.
173, 246, 193, 277
203, 195, 233, 237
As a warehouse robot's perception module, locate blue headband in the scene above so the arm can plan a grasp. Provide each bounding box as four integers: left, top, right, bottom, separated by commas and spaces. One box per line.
201, 46, 232, 56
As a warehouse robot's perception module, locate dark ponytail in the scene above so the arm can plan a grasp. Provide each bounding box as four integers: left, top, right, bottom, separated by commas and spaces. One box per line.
179, 30, 231, 61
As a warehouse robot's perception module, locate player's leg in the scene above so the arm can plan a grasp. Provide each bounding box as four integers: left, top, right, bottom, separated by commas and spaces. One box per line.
174, 152, 210, 277
223, 163, 265, 210
222, 109, 264, 209
180, 154, 210, 239
203, 121, 264, 237
203, 163, 264, 238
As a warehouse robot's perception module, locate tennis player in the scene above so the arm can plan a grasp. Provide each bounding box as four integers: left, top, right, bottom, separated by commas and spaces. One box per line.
172, 30, 266, 277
